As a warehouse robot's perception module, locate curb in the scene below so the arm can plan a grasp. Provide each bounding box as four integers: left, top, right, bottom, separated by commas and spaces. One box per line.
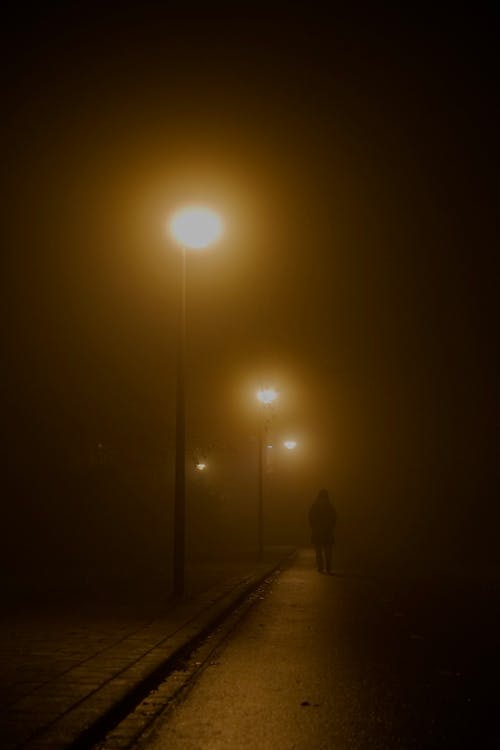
24, 550, 296, 749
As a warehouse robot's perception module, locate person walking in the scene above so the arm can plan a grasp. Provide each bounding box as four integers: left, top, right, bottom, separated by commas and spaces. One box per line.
308, 488, 336, 573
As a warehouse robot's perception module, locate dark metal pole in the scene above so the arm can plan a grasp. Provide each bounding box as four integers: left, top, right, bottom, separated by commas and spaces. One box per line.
173, 246, 186, 597
258, 419, 264, 560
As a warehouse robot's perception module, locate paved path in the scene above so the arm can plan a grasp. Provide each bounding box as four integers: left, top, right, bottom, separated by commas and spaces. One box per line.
138, 549, 500, 749
0, 552, 293, 749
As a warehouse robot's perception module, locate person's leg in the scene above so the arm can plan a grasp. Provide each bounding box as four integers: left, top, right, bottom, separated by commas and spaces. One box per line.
324, 543, 333, 573
314, 545, 324, 572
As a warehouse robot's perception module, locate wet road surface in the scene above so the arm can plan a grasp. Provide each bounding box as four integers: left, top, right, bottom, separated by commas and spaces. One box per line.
136, 549, 499, 749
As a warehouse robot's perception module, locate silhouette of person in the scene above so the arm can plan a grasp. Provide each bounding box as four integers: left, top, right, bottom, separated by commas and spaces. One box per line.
308, 488, 336, 573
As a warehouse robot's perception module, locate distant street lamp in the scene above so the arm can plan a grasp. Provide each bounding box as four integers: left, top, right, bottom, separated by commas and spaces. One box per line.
169, 205, 223, 597
283, 439, 297, 451
195, 462, 207, 471
256, 387, 278, 559
257, 387, 278, 405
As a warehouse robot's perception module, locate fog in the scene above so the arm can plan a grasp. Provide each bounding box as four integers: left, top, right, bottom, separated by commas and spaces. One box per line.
2, 6, 498, 601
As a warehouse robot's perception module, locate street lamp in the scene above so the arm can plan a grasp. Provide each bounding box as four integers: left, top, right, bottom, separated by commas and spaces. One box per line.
170, 206, 223, 250
169, 205, 223, 597
283, 439, 297, 450
257, 387, 278, 406
256, 387, 278, 559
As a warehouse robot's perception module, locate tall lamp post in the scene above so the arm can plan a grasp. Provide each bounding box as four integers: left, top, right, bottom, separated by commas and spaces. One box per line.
256, 387, 278, 559
169, 205, 223, 597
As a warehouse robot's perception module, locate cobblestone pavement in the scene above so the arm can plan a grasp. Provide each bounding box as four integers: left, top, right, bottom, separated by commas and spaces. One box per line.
0, 552, 294, 749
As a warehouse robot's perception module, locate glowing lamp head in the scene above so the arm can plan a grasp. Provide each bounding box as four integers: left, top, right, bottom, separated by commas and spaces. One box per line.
195, 462, 207, 471
169, 206, 224, 249
283, 440, 297, 450
257, 387, 278, 405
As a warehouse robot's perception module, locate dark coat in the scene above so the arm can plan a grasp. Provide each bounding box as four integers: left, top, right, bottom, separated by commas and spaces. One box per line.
309, 499, 336, 545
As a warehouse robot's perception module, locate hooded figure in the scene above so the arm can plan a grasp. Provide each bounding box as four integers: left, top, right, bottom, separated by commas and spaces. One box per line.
308, 488, 336, 573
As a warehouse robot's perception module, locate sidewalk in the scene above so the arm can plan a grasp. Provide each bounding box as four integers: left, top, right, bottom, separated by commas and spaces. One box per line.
0, 549, 295, 750
128, 548, 500, 750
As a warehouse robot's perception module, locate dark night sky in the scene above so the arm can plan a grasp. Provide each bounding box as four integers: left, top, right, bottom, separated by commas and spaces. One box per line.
1, 5, 498, 581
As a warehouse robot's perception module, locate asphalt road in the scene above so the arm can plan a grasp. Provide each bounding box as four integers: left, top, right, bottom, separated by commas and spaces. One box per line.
136, 549, 499, 749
